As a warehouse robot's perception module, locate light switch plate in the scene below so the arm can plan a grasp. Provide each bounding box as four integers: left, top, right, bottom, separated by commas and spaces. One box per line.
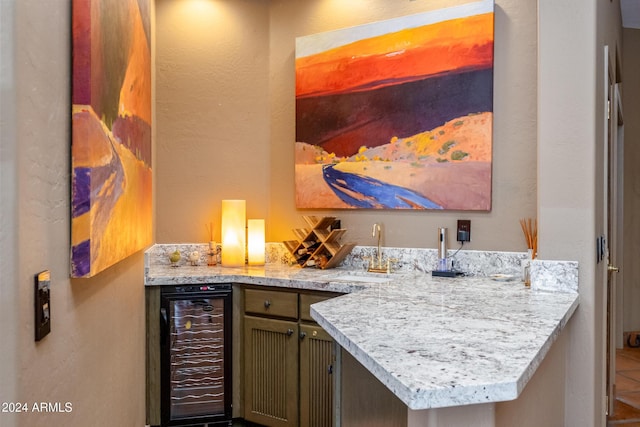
35, 270, 51, 341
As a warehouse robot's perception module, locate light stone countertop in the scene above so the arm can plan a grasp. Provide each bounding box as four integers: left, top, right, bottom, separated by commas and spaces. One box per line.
310, 273, 578, 410
144, 244, 579, 411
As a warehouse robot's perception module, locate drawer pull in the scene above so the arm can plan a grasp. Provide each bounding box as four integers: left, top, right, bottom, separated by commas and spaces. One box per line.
264, 300, 271, 309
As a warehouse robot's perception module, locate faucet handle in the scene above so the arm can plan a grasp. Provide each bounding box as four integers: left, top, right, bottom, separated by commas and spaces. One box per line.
387, 258, 399, 273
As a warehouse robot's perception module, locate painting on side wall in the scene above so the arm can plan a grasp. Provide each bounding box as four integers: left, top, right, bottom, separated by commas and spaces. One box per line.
71, 0, 152, 278
295, 0, 494, 210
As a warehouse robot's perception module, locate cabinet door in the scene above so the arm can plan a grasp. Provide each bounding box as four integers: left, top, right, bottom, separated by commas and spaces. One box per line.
244, 315, 299, 427
299, 323, 335, 427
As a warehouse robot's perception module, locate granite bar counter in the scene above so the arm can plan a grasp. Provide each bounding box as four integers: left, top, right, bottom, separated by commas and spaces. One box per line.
310, 272, 578, 411
145, 244, 579, 419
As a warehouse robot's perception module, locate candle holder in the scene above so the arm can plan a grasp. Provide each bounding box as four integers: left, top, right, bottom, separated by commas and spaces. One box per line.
221, 200, 246, 267
248, 219, 265, 266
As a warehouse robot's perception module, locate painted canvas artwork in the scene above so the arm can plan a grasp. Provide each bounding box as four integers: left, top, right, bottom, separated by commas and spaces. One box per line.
71, 0, 152, 278
295, 0, 494, 210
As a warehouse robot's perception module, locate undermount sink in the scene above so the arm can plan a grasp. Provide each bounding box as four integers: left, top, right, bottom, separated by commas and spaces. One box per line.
331, 273, 393, 283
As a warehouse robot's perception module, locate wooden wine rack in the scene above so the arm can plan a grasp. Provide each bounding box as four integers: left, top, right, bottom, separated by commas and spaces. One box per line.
283, 216, 356, 269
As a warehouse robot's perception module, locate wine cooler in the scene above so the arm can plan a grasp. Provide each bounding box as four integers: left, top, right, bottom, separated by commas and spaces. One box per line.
160, 284, 232, 426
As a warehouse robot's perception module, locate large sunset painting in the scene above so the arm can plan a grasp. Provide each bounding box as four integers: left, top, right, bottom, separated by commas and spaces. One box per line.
71, 0, 152, 278
295, 0, 494, 210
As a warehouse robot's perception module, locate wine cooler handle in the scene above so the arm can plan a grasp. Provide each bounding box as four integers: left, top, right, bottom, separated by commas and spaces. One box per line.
160, 307, 168, 346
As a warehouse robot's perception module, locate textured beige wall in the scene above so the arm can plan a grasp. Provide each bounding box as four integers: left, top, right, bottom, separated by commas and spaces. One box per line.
538, 6, 600, 424
623, 28, 640, 332
495, 331, 566, 427
155, 0, 271, 243
156, 0, 538, 252
538, 0, 622, 425
0, 1, 19, 425
0, 1, 149, 426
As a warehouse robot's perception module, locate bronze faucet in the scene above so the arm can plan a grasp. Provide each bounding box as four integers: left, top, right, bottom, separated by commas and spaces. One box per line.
368, 223, 390, 273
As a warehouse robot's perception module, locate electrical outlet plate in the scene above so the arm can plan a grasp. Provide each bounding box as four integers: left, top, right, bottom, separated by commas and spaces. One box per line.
457, 220, 471, 242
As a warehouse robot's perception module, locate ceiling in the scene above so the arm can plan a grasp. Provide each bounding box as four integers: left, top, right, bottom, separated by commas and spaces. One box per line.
622, 0, 640, 29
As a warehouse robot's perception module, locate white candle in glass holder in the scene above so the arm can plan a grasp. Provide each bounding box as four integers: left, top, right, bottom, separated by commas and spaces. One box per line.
221, 200, 246, 267
247, 219, 265, 266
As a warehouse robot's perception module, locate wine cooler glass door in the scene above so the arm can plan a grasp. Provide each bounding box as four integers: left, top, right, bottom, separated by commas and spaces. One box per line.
161, 291, 231, 426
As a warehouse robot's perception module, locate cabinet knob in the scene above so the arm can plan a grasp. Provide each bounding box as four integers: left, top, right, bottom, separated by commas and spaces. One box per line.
264, 300, 271, 308
328, 364, 333, 375
299, 331, 307, 340
286, 328, 294, 336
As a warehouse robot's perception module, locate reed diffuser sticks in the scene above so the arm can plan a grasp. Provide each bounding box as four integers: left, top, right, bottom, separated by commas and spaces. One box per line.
519, 218, 537, 258
206, 222, 214, 242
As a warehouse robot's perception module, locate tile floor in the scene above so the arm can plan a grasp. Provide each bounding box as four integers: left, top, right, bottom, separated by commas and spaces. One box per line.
609, 346, 640, 426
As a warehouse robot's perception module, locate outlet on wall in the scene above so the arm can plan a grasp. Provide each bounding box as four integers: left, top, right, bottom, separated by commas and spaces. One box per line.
457, 220, 471, 242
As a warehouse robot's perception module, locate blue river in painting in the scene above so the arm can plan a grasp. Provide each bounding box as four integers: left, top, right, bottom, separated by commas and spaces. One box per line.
322, 164, 443, 209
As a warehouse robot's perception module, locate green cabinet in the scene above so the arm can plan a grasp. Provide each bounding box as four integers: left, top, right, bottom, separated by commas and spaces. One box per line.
244, 315, 299, 426
243, 287, 338, 427
299, 323, 335, 427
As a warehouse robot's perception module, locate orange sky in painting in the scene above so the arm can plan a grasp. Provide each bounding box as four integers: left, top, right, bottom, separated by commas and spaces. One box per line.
296, 13, 494, 98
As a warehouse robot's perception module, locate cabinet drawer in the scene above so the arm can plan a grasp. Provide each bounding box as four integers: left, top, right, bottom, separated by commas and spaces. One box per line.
245, 289, 298, 319
299, 293, 333, 322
